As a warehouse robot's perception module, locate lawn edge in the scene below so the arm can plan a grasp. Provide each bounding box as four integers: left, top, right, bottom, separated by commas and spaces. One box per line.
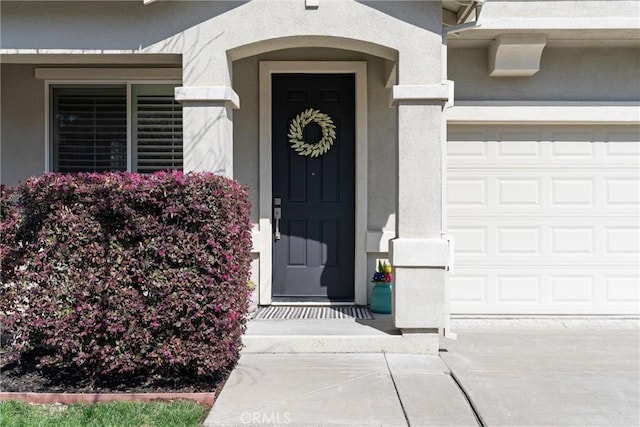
0, 392, 216, 405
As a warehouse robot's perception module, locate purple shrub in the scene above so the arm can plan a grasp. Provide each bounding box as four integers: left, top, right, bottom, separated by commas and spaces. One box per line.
1, 185, 21, 273
0, 172, 252, 382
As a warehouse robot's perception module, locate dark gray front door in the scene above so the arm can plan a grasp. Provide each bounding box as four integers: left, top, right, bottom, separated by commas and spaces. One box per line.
272, 74, 355, 301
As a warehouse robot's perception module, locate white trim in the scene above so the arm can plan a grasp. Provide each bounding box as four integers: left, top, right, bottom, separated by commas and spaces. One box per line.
389, 238, 449, 268
44, 81, 51, 172
391, 84, 450, 105
35, 68, 181, 80
43, 79, 181, 172
451, 307, 640, 316
447, 102, 640, 125
476, 17, 640, 31
1, 53, 182, 65
174, 86, 240, 109
126, 83, 133, 172
3, 49, 176, 55
258, 61, 368, 306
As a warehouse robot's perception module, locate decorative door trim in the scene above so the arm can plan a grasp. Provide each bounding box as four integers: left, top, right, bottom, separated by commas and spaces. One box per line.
258, 61, 368, 305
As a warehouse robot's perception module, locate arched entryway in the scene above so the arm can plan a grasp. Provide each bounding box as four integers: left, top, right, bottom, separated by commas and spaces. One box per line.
174, 1, 451, 347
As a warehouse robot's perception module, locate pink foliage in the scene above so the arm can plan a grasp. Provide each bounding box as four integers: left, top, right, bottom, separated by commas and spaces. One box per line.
0, 172, 252, 380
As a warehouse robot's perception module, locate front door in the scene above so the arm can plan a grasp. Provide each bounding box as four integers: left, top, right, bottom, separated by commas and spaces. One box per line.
272, 73, 355, 301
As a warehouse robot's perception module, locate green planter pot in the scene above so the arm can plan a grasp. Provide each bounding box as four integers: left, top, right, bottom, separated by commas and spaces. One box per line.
370, 282, 392, 314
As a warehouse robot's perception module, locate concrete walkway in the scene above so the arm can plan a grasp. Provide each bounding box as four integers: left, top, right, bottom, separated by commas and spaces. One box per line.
205, 319, 640, 426
204, 353, 476, 426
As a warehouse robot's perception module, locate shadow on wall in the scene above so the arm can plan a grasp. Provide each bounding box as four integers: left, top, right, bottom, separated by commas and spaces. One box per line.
356, 0, 442, 34
0, 0, 244, 50
1, 1, 443, 51
181, 102, 230, 175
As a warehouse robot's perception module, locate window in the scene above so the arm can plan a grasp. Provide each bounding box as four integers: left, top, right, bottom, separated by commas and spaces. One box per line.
132, 85, 183, 172
53, 87, 127, 173
51, 84, 182, 173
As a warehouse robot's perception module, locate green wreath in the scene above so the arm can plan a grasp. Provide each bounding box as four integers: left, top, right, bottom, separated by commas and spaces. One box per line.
287, 108, 336, 157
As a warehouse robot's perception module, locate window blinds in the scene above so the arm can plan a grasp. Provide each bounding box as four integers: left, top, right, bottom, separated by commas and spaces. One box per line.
132, 85, 183, 173
52, 87, 127, 173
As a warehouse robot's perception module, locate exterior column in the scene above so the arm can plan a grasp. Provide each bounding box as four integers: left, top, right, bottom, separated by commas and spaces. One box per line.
389, 84, 450, 333
174, 86, 240, 177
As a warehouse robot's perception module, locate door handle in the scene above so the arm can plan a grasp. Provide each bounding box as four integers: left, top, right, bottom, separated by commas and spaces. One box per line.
274, 198, 282, 241
274, 207, 282, 240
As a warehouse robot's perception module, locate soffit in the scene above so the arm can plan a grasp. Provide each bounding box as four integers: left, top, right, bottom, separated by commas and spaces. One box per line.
442, 0, 480, 26
449, 29, 640, 48
447, 0, 640, 48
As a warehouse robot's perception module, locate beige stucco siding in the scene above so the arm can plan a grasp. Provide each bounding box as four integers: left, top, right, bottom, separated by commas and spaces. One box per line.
1, 1, 443, 84
449, 47, 640, 101
1, 64, 45, 185
0, 1, 240, 51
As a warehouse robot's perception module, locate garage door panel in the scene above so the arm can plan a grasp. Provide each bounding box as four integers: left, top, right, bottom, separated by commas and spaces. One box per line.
607, 141, 640, 156
551, 227, 595, 254
450, 267, 639, 314
497, 227, 541, 254
606, 277, 640, 303
451, 222, 637, 260
605, 228, 640, 254
551, 276, 593, 302
498, 179, 541, 206
448, 126, 639, 168
447, 139, 488, 157
450, 174, 637, 212
606, 178, 639, 205
497, 276, 540, 303
448, 227, 488, 255
497, 138, 540, 157
449, 275, 487, 303
448, 125, 640, 314
448, 178, 488, 206
551, 179, 595, 206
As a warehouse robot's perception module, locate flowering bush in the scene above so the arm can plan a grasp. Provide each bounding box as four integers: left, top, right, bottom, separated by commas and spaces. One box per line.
0, 172, 252, 382
371, 260, 392, 284
0, 185, 21, 271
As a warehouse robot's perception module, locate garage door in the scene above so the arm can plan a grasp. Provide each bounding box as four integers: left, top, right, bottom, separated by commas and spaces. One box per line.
447, 125, 639, 314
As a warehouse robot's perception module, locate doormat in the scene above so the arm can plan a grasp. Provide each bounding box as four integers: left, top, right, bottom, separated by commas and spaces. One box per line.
253, 306, 375, 320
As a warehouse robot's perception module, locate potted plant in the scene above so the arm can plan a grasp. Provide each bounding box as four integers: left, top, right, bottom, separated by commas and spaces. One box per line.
370, 260, 392, 314
247, 280, 258, 314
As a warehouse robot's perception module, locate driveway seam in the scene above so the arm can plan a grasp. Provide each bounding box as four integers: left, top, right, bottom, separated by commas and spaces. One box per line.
383, 352, 411, 427
440, 356, 486, 427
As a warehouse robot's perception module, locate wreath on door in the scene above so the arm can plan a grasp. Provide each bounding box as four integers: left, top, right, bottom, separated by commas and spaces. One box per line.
287, 108, 336, 157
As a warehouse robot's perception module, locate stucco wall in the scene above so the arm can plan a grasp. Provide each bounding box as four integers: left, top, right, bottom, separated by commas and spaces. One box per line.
1, 64, 45, 185
1, 1, 442, 85
0, 1, 242, 51
232, 48, 397, 230
449, 47, 640, 101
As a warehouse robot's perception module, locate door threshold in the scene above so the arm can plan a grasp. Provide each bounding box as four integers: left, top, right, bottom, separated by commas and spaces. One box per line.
253, 305, 375, 320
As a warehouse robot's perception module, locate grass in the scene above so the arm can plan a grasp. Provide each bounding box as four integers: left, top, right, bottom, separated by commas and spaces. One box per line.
0, 399, 206, 427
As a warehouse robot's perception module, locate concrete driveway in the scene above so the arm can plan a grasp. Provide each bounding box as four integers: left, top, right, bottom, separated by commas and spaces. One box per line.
441, 319, 640, 427
206, 318, 639, 426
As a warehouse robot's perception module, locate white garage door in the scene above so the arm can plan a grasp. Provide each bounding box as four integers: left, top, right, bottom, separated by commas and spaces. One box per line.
447, 125, 640, 314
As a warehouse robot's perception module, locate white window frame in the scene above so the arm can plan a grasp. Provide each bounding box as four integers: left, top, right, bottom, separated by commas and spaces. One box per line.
44, 79, 181, 173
